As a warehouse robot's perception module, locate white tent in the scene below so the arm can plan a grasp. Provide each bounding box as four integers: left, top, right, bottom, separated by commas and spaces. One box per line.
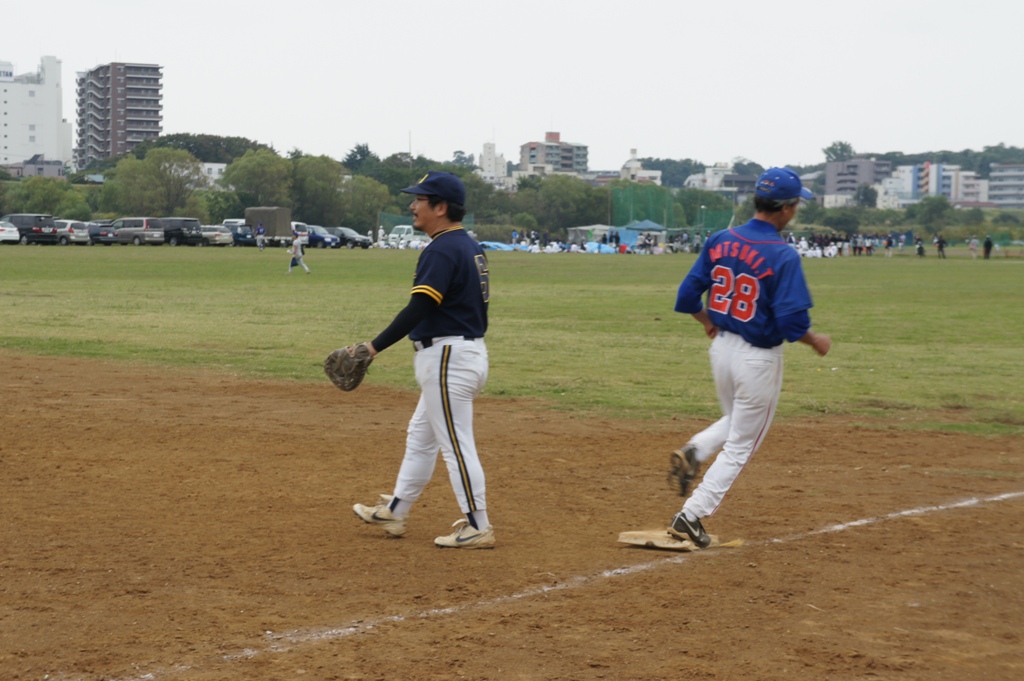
566, 224, 614, 245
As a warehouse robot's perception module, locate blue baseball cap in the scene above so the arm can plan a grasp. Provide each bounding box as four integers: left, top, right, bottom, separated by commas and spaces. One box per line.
401, 171, 466, 206
755, 167, 814, 201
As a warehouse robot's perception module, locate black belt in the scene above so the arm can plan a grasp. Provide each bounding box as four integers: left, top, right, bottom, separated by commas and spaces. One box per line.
413, 336, 478, 351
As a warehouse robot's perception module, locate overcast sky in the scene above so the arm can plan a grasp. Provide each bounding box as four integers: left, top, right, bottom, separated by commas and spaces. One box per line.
7, 0, 1022, 170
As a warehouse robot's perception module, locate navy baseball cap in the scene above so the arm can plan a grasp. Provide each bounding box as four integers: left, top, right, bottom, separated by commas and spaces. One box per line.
755, 167, 814, 201
401, 171, 466, 206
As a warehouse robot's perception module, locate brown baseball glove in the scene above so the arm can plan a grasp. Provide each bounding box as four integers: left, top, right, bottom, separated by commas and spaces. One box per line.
324, 343, 373, 391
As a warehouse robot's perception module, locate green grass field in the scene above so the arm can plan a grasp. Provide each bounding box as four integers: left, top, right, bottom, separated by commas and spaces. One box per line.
1, 244, 1021, 432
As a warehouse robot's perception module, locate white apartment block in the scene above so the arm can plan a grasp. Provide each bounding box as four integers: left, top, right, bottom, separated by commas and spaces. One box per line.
684, 162, 734, 189
874, 185, 900, 210
917, 163, 990, 203
476, 142, 506, 183
877, 164, 990, 208
0, 56, 73, 167
951, 170, 988, 203
989, 163, 1024, 208
877, 166, 918, 208
621, 149, 662, 185
823, 194, 855, 209
202, 162, 227, 186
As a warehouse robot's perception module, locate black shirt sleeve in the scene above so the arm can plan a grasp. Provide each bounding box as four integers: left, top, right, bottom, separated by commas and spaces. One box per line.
371, 293, 438, 353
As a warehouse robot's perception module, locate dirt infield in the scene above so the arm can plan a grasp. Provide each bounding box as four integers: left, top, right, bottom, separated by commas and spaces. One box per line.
2, 352, 1022, 680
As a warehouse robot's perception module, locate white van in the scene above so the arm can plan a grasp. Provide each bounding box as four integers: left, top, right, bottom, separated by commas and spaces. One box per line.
388, 224, 429, 247
387, 225, 413, 246
290, 221, 309, 245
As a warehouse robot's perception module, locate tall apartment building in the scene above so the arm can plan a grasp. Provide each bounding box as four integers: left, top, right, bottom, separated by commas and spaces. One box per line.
519, 132, 588, 174
988, 163, 1024, 208
477, 142, 507, 182
74, 62, 162, 169
0, 56, 73, 166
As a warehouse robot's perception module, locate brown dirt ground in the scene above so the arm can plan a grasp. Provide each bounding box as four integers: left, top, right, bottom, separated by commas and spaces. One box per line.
2, 351, 1023, 681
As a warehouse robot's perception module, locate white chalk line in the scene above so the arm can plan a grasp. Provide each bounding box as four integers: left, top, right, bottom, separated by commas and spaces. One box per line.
59, 490, 1024, 681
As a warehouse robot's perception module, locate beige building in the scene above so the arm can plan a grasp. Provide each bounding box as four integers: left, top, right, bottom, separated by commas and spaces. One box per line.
519, 132, 588, 174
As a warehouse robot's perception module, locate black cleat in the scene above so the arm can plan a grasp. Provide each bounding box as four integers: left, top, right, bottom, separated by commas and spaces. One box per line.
668, 445, 700, 497
669, 511, 711, 549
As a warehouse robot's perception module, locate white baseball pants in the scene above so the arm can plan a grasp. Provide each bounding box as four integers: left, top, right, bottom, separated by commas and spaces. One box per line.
393, 338, 489, 514
683, 331, 784, 519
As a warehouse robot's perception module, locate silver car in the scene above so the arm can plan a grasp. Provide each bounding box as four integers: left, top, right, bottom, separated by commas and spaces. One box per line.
112, 217, 165, 245
199, 225, 235, 246
55, 219, 93, 246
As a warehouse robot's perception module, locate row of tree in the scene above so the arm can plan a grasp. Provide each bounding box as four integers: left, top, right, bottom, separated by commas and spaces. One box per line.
1, 135, 1021, 241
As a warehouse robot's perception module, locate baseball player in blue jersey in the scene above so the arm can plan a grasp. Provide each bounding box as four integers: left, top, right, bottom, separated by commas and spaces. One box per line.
665, 167, 832, 548
352, 171, 495, 549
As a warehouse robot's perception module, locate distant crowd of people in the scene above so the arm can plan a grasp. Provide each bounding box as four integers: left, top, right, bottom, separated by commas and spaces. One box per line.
466, 227, 1004, 260
778, 231, 1000, 260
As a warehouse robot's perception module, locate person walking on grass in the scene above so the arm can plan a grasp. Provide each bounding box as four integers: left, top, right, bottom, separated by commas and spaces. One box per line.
287, 233, 310, 274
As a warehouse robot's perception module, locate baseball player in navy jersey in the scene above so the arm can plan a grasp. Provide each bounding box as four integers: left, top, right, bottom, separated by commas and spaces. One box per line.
665, 167, 832, 548
352, 171, 495, 549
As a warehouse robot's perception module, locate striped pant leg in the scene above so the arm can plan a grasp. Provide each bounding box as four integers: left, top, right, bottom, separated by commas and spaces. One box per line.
413, 341, 489, 514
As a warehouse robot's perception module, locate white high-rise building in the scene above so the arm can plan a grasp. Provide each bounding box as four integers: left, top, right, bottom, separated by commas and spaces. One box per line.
477, 142, 506, 182
477, 142, 516, 190
0, 56, 73, 167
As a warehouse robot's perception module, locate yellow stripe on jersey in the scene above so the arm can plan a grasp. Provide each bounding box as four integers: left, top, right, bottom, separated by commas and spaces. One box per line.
411, 285, 443, 304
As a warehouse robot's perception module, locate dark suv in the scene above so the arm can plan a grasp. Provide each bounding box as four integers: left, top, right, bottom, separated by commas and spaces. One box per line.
159, 217, 205, 246
0, 213, 59, 245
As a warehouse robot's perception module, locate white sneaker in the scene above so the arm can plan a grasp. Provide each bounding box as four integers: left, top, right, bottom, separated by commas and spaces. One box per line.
434, 519, 495, 549
353, 494, 406, 537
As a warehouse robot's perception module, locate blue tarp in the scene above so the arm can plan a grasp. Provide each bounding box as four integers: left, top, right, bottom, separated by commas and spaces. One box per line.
479, 241, 515, 251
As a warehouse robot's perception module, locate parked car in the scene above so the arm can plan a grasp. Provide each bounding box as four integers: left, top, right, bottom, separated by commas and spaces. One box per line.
0, 213, 59, 245
199, 225, 235, 246
112, 217, 164, 245
0, 220, 21, 244
387, 224, 429, 247
87, 221, 119, 246
54, 219, 92, 246
159, 217, 205, 246
333, 226, 373, 249
289, 222, 339, 249
306, 224, 340, 249
228, 225, 257, 247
